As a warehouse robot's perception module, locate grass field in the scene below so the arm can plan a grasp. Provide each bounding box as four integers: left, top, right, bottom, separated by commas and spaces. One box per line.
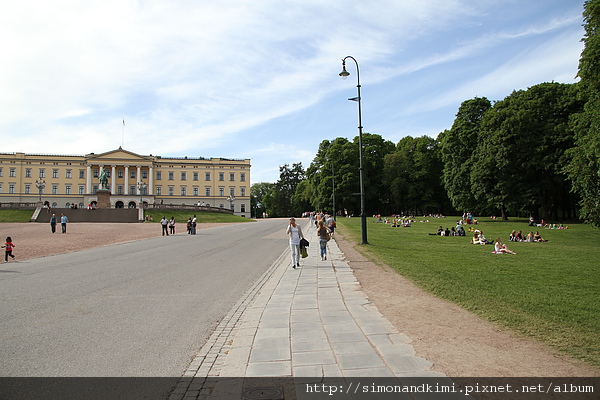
336, 216, 600, 368
0, 209, 254, 224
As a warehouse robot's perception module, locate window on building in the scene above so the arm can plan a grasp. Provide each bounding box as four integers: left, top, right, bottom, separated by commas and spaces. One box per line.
9, 168, 16, 177
79, 185, 85, 195
118, 170, 124, 178
39, 168, 45, 178
168, 172, 174, 180
130, 185, 136, 195
181, 186, 186, 196
241, 187, 246, 196
52, 169, 58, 178
25, 184, 31, 194
93, 169, 99, 178
219, 187, 224, 196
219, 172, 224, 181
241, 203, 246, 212
66, 169, 72, 179
241, 173, 246, 182
156, 171, 162, 180
52, 185, 58, 195
25, 168, 32, 178
130, 170, 136, 179
230, 187, 235, 196
0, 183, 3, 193
79, 170, 85, 179
193, 172, 198, 181
168, 186, 174, 196
118, 185, 124, 195
9, 184, 15, 194
205, 172, 211, 181
93, 185, 99, 194
66, 185, 72, 195
0, 167, 3, 177
205, 187, 211, 196
181, 172, 186, 181
156, 186, 162, 196
229, 173, 235, 181
142, 170, 148, 179
193, 187, 199, 196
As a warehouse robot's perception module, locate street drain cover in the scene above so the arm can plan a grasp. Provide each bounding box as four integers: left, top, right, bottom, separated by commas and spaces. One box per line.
242, 386, 284, 400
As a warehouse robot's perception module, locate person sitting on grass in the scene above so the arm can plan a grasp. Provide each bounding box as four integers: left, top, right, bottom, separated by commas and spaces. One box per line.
494, 238, 516, 254
534, 231, 548, 242
509, 230, 517, 241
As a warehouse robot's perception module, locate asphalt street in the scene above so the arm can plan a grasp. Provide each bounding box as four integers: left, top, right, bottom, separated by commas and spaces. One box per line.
0, 219, 288, 385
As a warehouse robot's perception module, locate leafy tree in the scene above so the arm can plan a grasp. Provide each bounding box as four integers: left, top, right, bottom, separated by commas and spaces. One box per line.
566, 0, 600, 226
270, 163, 306, 217
251, 182, 275, 218
472, 83, 583, 220
439, 97, 492, 214
384, 136, 449, 215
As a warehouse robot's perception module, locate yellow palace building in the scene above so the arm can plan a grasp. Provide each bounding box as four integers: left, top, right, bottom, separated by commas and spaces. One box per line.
0, 148, 251, 217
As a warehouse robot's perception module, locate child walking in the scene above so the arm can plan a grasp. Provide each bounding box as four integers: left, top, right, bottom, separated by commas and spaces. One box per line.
3, 236, 16, 262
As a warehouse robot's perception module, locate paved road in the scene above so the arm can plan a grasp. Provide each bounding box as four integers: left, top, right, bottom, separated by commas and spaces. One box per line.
0, 220, 287, 384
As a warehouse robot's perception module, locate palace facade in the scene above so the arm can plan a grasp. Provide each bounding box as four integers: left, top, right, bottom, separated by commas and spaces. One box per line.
0, 148, 251, 217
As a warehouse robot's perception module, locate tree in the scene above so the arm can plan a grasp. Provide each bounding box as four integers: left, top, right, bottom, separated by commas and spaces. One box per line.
384, 136, 449, 215
439, 97, 492, 214
251, 182, 275, 218
472, 83, 583, 220
270, 163, 306, 217
566, 0, 600, 226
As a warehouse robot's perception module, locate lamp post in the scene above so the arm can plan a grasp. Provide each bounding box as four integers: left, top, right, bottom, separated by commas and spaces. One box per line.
331, 160, 336, 221
226, 195, 235, 213
35, 179, 46, 203
137, 181, 147, 209
339, 56, 368, 244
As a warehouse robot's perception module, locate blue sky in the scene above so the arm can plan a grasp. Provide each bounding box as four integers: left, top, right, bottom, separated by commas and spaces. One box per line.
0, 0, 585, 183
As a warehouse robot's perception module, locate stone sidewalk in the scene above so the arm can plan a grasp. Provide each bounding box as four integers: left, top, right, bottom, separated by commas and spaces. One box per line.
169, 222, 463, 400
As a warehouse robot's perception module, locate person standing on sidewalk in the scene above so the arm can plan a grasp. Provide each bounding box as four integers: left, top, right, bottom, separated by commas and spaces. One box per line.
317, 220, 330, 261
160, 216, 169, 236
169, 217, 176, 235
286, 217, 304, 269
50, 213, 57, 233
2, 236, 16, 263
60, 213, 68, 233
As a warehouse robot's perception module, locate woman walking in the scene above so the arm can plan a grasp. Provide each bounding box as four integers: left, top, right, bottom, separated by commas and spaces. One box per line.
286, 218, 305, 269
316, 220, 330, 261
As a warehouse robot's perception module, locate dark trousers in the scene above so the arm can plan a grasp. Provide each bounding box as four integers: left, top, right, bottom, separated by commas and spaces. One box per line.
162, 225, 169, 236
61, 223, 67, 233
5, 250, 14, 262
51, 222, 56, 233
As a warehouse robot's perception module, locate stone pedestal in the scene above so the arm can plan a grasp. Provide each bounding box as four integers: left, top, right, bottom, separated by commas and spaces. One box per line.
96, 190, 111, 209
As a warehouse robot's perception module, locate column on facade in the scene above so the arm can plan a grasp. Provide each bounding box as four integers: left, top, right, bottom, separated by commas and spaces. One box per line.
86, 165, 92, 194
124, 165, 129, 195
111, 165, 116, 195
148, 166, 153, 195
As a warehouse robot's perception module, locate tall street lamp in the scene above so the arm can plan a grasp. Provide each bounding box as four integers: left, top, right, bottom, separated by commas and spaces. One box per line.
340, 56, 368, 244
35, 179, 46, 203
226, 195, 235, 213
137, 181, 147, 209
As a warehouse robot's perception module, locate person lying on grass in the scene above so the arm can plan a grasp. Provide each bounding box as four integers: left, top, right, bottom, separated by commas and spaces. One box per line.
494, 238, 517, 254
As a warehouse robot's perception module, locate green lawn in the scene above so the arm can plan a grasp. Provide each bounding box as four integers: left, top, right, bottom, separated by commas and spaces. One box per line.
0, 209, 254, 224
0, 209, 36, 222
142, 209, 254, 224
336, 216, 600, 368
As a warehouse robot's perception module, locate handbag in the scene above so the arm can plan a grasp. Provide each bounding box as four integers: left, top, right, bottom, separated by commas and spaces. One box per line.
301, 247, 308, 258
300, 238, 309, 248
326, 232, 331, 241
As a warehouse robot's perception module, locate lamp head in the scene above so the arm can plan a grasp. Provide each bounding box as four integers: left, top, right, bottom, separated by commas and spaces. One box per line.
339, 62, 350, 79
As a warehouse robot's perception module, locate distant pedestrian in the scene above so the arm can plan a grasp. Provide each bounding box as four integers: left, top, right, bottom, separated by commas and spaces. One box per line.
191, 215, 197, 235
317, 220, 330, 261
60, 213, 68, 233
160, 216, 169, 236
2, 236, 15, 263
186, 218, 192, 234
286, 217, 304, 269
50, 213, 57, 233
169, 217, 176, 235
